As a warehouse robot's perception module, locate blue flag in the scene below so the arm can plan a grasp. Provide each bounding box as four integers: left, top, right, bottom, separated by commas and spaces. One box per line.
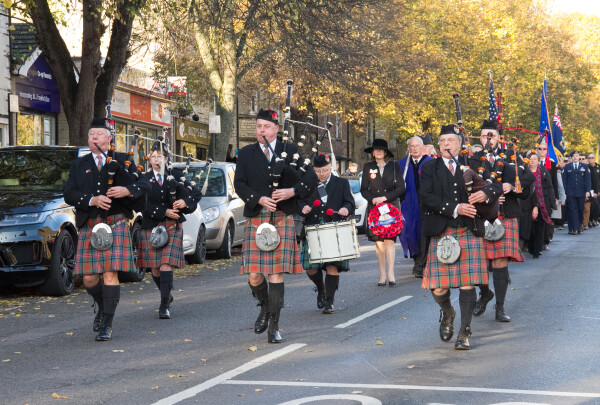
488, 79, 498, 120
552, 107, 566, 156
539, 80, 558, 163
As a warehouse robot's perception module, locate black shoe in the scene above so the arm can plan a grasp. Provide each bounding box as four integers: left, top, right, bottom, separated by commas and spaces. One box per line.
267, 313, 282, 343
322, 303, 335, 314
317, 289, 327, 309
413, 269, 423, 279
93, 310, 104, 332
473, 289, 494, 317
95, 327, 112, 341
377, 281, 387, 286
439, 307, 455, 342
254, 306, 269, 334
568, 231, 575, 235
159, 307, 171, 319
454, 327, 471, 350
388, 280, 396, 286
494, 304, 511, 322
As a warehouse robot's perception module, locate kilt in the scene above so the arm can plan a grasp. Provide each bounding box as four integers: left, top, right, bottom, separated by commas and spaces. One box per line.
483, 217, 524, 262
421, 226, 488, 289
74, 214, 137, 276
240, 210, 303, 275
137, 220, 186, 269
300, 240, 349, 272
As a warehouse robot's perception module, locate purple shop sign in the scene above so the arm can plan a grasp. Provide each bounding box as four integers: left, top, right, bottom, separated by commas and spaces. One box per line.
15, 83, 60, 114
15, 52, 58, 91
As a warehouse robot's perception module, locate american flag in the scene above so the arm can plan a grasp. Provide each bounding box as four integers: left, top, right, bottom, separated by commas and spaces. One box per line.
488, 79, 498, 120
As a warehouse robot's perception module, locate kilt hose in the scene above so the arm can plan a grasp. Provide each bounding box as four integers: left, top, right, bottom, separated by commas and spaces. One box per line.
74, 214, 137, 276
138, 220, 186, 269
240, 210, 303, 275
422, 226, 488, 289
483, 217, 524, 262
300, 240, 349, 272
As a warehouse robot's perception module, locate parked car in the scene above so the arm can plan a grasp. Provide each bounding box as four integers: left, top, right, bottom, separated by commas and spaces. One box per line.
175, 161, 245, 258
340, 175, 367, 234
0, 145, 206, 296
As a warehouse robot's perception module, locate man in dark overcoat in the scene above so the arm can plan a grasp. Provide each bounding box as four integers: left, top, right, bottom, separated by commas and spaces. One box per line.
562, 150, 591, 234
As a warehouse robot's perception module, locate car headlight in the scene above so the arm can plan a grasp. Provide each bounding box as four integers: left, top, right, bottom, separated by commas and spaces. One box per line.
203, 206, 220, 222
0, 211, 49, 226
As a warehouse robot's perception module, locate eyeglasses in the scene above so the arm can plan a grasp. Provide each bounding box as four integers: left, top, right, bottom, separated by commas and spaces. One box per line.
536, 147, 547, 151
314, 168, 331, 174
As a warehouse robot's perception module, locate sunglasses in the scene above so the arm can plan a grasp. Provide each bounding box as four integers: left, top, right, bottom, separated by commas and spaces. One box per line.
536, 147, 547, 150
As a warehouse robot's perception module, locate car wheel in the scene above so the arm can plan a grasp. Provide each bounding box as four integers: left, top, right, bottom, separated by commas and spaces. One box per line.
119, 222, 146, 283
216, 222, 232, 259
186, 225, 207, 264
40, 229, 75, 296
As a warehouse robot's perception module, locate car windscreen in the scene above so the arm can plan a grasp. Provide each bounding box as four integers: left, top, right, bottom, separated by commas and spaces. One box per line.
347, 178, 361, 194
186, 167, 226, 197
0, 150, 78, 191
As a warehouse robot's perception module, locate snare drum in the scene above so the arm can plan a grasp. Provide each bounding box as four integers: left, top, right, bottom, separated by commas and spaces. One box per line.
304, 220, 360, 264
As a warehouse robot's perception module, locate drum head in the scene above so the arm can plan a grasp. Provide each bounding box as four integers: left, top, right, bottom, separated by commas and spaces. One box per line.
484, 219, 505, 241
150, 225, 170, 249
91, 223, 113, 251
436, 235, 461, 264
256, 223, 280, 251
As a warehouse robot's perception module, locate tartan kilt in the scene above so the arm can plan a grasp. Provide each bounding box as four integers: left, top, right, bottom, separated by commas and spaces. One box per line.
422, 226, 488, 289
74, 214, 137, 276
300, 240, 349, 272
483, 217, 524, 262
240, 210, 303, 275
137, 220, 186, 269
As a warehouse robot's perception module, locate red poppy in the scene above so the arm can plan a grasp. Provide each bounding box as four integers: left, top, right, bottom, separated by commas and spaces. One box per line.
313, 199, 321, 207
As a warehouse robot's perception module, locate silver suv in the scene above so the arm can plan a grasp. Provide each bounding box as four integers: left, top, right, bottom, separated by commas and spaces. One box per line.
174, 162, 245, 258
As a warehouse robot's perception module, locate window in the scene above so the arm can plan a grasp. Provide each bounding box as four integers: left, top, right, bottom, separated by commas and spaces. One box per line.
17, 113, 56, 145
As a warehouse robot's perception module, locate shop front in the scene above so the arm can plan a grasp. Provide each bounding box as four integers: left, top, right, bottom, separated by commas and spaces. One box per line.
14, 49, 59, 145
110, 87, 172, 169
175, 118, 210, 161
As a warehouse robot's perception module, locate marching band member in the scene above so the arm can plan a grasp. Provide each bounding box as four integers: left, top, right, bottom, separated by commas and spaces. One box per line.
399, 136, 432, 278
234, 108, 317, 343
472, 120, 534, 322
138, 142, 200, 319
360, 138, 405, 286
419, 125, 502, 350
300, 153, 355, 314
64, 118, 150, 341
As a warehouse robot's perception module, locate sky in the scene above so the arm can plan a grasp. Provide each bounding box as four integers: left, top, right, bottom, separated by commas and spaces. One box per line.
549, 0, 600, 16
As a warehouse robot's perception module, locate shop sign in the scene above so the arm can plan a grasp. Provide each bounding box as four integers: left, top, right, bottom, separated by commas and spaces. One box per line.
15, 51, 60, 113
176, 120, 210, 146
111, 90, 172, 127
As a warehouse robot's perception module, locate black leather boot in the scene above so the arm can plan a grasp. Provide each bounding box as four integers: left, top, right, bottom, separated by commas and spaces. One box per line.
308, 271, 326, 309
492, 267, 511, 322
96, 284, 120, 341
85, 281, 104, 332
432, 290, 454, 342
267, 282, 284, 343
495, 304, 511, 322
159, 271, 173, 319
454, 326, 472, 350
473, 288, 494, 317
322, 274, 339, 314
249, 279, 269, 334
153, 274, 173, 306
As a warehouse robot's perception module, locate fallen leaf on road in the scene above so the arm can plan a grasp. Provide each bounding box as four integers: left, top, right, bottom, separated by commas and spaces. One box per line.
295, 378, 304, 381
1, 339, 6, 342
238, 394, 245, 397
14, 352, 20, 354
304, 350, 313, 352
2, 359, 10, 362
248, 346, 257, 352
374, 336, 381, 339
168, 374, 187, 378
151, 386, 158, 390
15, 314, 21, 318
112, 350, 125, 353
351, 390, 363, 394
254, 389, 263, 392
200, 358, 207, 361
129, 291, 135, 293
48, 315, 55, 318
66, 332, 73, 336
51, 393, 68, 399
407, 365, 415, 369
178, 289, 183, 292
375, 341, 384, 345
402, 317, 407, 320
132, 301, 140, 304
189, 371, 195, 374
150, 331, 156, 334
184, 339, 192, 342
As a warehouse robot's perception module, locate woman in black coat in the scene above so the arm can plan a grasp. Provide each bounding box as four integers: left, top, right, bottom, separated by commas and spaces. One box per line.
360, 139, 405, 285
527, 153, 556, 258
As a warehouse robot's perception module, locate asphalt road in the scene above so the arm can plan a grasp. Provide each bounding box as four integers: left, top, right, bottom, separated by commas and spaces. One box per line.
1, 227, 600, 405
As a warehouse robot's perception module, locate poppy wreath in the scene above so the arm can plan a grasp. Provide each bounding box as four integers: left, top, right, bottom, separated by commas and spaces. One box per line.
367, 202, 403, 238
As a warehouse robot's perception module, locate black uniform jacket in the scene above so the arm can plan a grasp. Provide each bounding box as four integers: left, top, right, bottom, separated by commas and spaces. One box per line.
473, 150, 535, 218
140, 168, 201, 229
360, 160, 405, 208
64, 152, 150, 228
419, 156, 502, 237
300, 175, 355, 225
234, 140, 318, 217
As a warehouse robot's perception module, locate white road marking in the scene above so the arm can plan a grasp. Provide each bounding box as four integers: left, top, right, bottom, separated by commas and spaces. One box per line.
574, 315, 600, 320
278, 394, 382, 405
223, 380, 600, 398
151, 343, 306, 405
334, 296, 412, 328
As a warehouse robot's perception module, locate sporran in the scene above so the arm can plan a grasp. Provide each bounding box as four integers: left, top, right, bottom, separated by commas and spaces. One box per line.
484, 218, 505, 241
150, 225, 170, 249
256, 222, 280, 251
90, 223, 114, 251
436, 235, 461, 264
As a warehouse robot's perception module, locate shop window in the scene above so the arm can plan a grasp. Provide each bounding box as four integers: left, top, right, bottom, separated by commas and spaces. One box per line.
17, 113, 56, 145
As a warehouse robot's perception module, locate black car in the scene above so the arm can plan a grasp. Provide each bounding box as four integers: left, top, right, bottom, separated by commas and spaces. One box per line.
0, 146, 144, 296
